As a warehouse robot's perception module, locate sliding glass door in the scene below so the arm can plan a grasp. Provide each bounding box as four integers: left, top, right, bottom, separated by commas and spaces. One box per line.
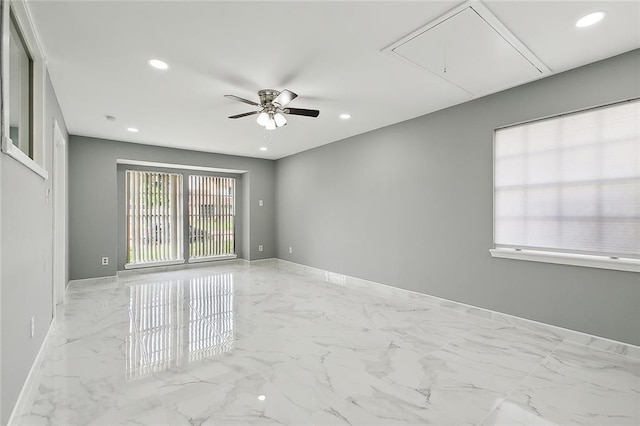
188, 175, 236, 260
126, 171, 184, 266
125, 170, 236, 268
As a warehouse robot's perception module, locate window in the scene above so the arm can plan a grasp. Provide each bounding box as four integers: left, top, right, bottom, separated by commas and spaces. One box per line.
125, 170, 237, 268
188, 175, 236, 259
126, 171, 184, 266
492, 99, 640, 271
8, 10, 33, 158
1, 2, 46, 178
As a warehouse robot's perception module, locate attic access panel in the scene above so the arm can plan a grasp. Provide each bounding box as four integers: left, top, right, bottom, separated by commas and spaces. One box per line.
386, 2, 550, 97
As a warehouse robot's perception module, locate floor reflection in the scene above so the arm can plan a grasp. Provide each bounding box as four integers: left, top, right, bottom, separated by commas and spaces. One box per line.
127, 273, 234, 379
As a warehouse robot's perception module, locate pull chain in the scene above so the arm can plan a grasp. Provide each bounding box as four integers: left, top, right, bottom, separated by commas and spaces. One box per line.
263, 126, 273, 145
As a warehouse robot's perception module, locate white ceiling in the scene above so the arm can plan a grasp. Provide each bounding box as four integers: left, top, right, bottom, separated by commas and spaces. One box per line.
28, 0, 640, 160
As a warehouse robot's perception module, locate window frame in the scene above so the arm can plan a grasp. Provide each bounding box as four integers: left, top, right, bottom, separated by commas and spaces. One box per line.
124, 169, 186, 268
1, 0, 47, 179
491, 98, 640, 273
187, 174, 237, 262
8, 9, 33, 156
122, 165, 239, 270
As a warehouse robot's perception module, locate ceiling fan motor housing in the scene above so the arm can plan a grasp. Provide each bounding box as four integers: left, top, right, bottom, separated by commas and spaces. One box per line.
258, 89, 280, 108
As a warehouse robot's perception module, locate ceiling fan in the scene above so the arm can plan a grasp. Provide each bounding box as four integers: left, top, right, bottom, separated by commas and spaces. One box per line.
225, 89, 320, 130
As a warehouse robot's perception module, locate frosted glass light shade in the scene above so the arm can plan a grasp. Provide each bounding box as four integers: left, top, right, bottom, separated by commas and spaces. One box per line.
256, 112, 270, 126
265, 117, 276, 130
274, 112, 287, 127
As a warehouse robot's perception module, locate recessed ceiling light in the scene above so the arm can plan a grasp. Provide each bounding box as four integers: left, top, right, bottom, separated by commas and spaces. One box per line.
259, 147, 268, 151
258, 395, 266, 401
339, 113, 351, 120
576, 11, 606, 28
148, 59, 169, 70
127, 127, 139, 133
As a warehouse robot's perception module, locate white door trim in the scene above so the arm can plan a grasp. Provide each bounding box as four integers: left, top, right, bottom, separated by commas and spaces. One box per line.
52, 119, 67, 308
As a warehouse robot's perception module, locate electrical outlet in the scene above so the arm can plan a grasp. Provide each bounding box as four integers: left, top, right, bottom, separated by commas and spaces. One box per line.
258, 199, 264, 207
258, 245, 264, 252
289, 246, 293, 254
30, 316, 35, 338
101, 257, 109, 265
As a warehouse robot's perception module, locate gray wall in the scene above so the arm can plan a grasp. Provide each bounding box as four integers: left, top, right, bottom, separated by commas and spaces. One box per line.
275, 50, 640, 346
68, 137, 275, 280
1, 74, 69, 423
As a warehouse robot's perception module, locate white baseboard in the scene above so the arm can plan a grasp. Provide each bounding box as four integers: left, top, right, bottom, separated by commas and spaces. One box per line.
67, 275, 117, 286
66, 259, 252, 286
117, 258, 249, 278
249, 258, 279, 267
66, 258, 639, 359
7, 319, 55, 425
261, 259, 640, 359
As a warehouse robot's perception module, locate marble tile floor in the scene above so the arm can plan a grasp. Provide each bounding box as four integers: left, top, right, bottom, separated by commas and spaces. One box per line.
16, 263, 640, 425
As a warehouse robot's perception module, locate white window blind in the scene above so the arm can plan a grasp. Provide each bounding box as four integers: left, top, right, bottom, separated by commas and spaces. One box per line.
494, 99, 640, 259
188, 175, 236, 259
126, 170, 184, 265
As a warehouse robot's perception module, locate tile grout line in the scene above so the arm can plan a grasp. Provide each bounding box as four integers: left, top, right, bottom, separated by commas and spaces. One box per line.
476, 339, 566, 425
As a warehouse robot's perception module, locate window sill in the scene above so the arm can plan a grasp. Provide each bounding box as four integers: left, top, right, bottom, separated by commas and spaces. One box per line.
490, 248, 640, 273
124, 259, 185, 270
2, 137, 48, 179
188, 255, 238, 264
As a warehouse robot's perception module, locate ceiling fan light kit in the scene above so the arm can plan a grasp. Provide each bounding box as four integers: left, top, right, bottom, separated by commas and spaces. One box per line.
257, 110, 286, 130
225, 89, 320, 130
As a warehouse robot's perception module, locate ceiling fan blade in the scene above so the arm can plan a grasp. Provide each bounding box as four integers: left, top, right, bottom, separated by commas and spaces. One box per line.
285, 108, 320, 118
228, 111, 259, 119
224, 94, 259, 107
272, 89, 298, 107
